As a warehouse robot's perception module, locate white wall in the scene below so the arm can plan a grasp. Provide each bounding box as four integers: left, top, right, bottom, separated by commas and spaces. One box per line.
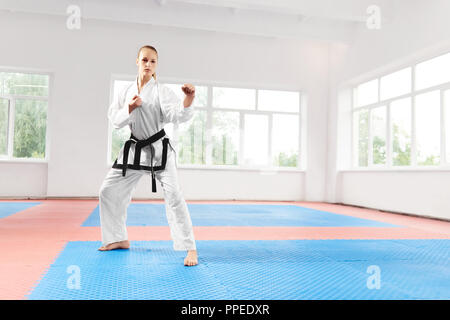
0, 161, 47, 197
329, 0, 450, 220
338, 170, 450, 220
0, 10, 330, 201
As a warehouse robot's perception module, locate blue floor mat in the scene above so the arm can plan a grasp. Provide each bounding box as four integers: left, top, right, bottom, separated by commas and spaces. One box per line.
26, 239, 450, 300
82, 204, 399, 227
0, 202, 41, 219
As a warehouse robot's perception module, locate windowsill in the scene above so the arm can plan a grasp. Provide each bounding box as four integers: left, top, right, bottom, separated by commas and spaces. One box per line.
106, 162, 305, 172
339, 166, 450, 172
178, 164, 304, 172
0, 158, 48, 164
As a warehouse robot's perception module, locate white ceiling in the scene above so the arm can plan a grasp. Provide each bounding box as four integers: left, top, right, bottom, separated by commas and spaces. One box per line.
0, 0, 398, 42
178, 0, 392, 22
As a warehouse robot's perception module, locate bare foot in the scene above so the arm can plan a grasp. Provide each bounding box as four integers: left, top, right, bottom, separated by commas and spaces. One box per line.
184, 249, 198, 266
98, 240, 130, 251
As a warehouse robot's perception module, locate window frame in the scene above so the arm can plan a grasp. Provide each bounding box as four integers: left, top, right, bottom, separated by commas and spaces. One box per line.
351, 55, 450, 170
0, 69, 52, 163
108, 76, 305, 172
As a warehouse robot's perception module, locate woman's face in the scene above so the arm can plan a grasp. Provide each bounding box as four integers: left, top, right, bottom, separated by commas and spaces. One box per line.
136, 48, 158, 78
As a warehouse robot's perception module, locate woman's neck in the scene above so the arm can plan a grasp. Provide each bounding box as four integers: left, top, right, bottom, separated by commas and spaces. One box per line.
138, 74, 151, 91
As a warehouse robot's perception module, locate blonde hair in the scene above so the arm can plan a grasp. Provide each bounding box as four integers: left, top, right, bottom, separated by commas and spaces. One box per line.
137, 45, 158, 80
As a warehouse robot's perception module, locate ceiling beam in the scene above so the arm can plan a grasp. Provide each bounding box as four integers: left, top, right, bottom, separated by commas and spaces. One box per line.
0, 0, 361, 43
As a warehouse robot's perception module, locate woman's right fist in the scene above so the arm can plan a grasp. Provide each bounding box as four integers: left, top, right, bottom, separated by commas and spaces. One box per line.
128, 94, 142, 113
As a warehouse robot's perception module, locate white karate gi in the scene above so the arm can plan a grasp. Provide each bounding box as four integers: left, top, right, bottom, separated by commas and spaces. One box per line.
99, 76, 196, 251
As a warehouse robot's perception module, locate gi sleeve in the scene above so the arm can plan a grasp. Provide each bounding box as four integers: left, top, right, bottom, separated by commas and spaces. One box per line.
159, 84, 195, 125
108, 85, 130, 129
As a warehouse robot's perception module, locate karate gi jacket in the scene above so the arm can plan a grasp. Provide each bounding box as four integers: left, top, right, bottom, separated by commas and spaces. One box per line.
108, 76, 194, 191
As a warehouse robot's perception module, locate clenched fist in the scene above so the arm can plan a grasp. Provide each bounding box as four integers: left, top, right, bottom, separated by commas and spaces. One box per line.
181, 84, 195, 108
181, 84, 195, 97
128, 94, 142, 113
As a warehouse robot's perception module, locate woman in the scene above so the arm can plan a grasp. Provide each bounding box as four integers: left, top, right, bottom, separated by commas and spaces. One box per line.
98, 45, 198, 266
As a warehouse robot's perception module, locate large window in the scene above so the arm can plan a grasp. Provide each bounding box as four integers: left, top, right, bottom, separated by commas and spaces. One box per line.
371, 105, 387, 165
390, 97, 412, 166
243, 114, 269, 166
109, 79, 304, 170
352, 52, 450, 168
415, 91, 441, 165
415, 52, 450, 90
272, 114, 299, 167
380, 68, 411, 101
353, 109, 369, 166
355, 79, 378, 107
211, 111, 239, 165
0, 72, 49, 160
178, 110, 206, 165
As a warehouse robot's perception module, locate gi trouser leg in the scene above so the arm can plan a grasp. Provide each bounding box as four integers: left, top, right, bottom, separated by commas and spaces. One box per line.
155, 147, 197, 251
99, 146, 196, 251
99, 167, 143, 246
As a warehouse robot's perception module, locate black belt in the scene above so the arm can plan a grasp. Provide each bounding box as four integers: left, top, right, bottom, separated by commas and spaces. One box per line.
112, 128, 171, 193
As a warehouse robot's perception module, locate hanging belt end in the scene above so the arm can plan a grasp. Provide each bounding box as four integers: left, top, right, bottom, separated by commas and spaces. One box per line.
152, 176, 157, 193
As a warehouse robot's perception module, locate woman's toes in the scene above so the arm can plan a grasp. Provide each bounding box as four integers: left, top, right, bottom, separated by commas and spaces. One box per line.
184, 257, 198, 266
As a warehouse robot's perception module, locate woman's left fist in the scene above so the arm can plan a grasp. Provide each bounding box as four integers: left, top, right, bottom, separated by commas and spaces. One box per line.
182, 83, 195, 97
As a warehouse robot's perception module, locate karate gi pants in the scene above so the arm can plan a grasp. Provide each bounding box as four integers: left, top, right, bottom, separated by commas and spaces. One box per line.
99, 148, 196, 251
